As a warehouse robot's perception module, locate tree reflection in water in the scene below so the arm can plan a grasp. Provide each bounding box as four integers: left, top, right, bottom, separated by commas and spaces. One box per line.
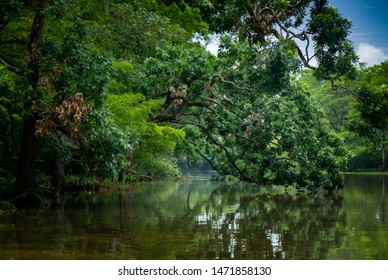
186, 184, 345, 260
1, 175, 388, 259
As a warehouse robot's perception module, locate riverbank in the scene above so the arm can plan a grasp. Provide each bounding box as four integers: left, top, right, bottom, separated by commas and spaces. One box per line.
346, 171, 388, 175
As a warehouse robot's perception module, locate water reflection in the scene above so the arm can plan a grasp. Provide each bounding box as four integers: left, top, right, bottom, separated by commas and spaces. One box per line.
189, 185, 346, 260
0, 174, 387, 259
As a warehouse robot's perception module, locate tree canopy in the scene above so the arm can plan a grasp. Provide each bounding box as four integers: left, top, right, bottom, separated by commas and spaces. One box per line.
0, 0, 365, 204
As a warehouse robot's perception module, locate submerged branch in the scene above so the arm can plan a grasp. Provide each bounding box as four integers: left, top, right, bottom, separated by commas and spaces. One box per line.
127, 168, 154, 180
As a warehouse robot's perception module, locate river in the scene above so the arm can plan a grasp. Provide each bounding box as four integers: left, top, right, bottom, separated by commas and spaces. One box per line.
0, 174, 387, 259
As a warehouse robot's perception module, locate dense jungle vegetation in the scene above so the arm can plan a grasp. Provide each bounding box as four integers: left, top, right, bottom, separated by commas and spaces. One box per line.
0, 0, 387, 206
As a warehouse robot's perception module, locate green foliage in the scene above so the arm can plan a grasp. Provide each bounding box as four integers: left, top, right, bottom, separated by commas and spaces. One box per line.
299, 69, 355, 133
81, 108, 130, 178
39, 19, 112, 106
100, 0, 355, 190
349, 61, 388, 169
188, 0, 358, 79
89, 2, 190, 61
106, 93, 185, 179
352, 64, 388, 140
356, 85, 388, 131
146, 1, 208, 35
0, 0, 362, 198
0, 0, 117, 196
308, 5, 358, 79
302, 61, 388, 171
163, 38, 349, 191
135, 43, 215, 97
199, 86, 347, 190
0, 66, 22, 123
0, 66, 23, 174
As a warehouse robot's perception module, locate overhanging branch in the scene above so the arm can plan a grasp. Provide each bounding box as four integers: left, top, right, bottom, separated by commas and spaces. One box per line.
329, 79, 359, 100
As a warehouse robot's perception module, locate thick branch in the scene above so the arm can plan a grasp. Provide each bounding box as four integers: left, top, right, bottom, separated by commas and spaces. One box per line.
153, 99, 216, 123
199, 126, 255, 183
187, 101, 216, 113
271, 27, 316, 70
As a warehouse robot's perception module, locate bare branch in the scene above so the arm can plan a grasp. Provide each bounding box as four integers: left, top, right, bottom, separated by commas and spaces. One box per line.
211, 74, 257, 92
0, 55, 23, 74
329, 79, 359, 100
296, 44, 317, 70
0, 38, 26, 45
199, 96, 235, 107
277, 21, 306, 41
184, 139, 221, 174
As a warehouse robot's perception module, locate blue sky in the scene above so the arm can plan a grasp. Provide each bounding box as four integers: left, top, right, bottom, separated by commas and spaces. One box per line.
329, 0, 388, 65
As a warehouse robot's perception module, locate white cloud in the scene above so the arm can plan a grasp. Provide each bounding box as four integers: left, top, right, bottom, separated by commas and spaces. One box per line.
357, 43, 388, 66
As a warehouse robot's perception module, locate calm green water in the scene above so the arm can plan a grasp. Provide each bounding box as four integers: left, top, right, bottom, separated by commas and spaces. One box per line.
0, 174, 387, 259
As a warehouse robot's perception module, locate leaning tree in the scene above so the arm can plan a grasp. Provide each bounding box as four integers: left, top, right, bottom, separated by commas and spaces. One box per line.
147, 0, 358, 191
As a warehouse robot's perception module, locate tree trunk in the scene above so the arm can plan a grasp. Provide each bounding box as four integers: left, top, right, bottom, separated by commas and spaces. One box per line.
118, 169, 124, 182
13, 117, 37, 196
382, 132, 387, 171
52, 155, 66, 190
381, 176, 386, 222
13, 1, 46, 199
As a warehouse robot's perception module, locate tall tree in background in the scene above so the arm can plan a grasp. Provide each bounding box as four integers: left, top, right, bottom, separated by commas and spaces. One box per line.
350, 61, 388, 170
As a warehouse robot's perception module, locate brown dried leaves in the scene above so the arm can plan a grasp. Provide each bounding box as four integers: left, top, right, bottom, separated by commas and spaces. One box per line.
35, 92, 92, 137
